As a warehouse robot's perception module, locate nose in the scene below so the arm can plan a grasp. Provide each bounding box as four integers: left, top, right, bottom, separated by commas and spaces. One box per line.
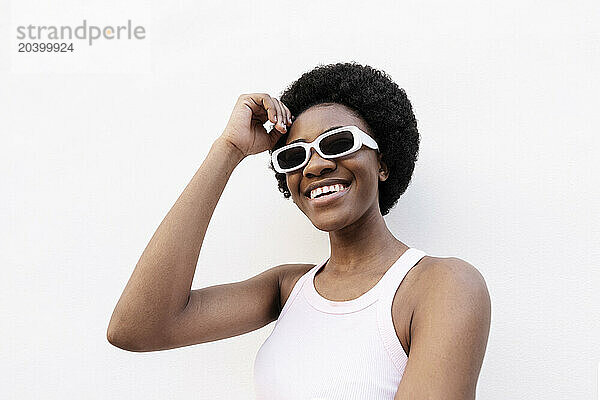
302, 148, 336, 177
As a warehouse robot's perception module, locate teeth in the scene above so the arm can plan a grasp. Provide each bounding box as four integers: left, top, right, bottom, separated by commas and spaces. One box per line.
309, 184, 347, 199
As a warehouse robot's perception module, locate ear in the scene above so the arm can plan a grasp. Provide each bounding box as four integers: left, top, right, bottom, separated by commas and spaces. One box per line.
377, 154, 389, 182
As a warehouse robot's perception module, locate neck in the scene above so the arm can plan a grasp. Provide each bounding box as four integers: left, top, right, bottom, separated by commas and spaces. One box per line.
326, 205, 408, 274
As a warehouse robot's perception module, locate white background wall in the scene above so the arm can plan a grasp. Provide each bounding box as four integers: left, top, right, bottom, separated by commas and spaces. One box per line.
1, 0, 598, 398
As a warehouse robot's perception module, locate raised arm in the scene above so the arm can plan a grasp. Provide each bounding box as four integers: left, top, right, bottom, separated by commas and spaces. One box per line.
107, 94, 293, 352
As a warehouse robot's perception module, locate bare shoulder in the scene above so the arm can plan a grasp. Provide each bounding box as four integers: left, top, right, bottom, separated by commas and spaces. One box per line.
414, 256, 490, 298
419, 256, 485, 285
410, 255, 491, 341
275, 263, 316, 313
393, 256, 490, 352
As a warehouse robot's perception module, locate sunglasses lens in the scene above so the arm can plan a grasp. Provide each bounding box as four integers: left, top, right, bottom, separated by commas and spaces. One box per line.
277, 146, 306, 170
319, 130, 355, 156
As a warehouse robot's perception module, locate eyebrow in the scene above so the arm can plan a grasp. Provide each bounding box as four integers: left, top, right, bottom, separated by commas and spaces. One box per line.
288, 126, 344, 145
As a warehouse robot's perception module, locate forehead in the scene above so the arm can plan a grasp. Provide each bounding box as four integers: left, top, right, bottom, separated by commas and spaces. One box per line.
286, 103, 371, 144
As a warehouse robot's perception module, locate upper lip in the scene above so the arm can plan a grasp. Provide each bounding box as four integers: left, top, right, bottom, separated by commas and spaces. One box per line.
303, 178, 351, 197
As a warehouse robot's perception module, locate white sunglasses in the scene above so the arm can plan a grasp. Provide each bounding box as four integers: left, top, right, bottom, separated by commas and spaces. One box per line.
271, 125, 379, 173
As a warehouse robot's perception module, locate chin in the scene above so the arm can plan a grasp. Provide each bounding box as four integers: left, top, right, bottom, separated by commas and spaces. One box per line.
305, 209, 355, 232
311, 220, 345, 232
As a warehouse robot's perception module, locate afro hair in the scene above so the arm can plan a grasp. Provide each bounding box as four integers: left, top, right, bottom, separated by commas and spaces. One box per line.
269, 62, 420, 216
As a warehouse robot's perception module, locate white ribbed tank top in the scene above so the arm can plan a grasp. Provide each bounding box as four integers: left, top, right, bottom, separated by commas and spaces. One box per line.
253, 247, 427, 400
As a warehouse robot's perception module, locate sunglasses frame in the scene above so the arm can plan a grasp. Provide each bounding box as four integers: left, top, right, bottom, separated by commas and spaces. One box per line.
271, 125, 379, 173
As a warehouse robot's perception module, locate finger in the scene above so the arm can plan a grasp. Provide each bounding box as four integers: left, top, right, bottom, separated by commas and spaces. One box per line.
268, 125, 284, 140
260, 94, 280, 126
272, 98, 287, 133
280, 101, 292, 126
262, 125, 282, 149
239, 94, 268, 125
248, 93, 277, 125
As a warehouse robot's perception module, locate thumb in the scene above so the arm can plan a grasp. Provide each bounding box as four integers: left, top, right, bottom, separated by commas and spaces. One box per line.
267, 126, 285, 148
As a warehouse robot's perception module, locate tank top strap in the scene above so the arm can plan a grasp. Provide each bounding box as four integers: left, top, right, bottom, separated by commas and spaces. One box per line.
378, 248, 427, 302
376, 247, 427, 372
276, 261, 325, 324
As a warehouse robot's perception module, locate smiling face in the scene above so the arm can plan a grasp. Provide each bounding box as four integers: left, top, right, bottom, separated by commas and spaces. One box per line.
285, 103, 388, 232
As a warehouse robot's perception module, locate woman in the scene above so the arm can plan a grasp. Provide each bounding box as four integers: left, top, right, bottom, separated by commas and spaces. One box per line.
107, 62, 491, 399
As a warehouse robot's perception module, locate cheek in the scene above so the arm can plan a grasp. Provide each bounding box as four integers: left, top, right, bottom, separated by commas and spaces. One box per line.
353, 177, 380, 207
285, 174, 301, 199
357, 172, 379, 200
345, 157, 380, 194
